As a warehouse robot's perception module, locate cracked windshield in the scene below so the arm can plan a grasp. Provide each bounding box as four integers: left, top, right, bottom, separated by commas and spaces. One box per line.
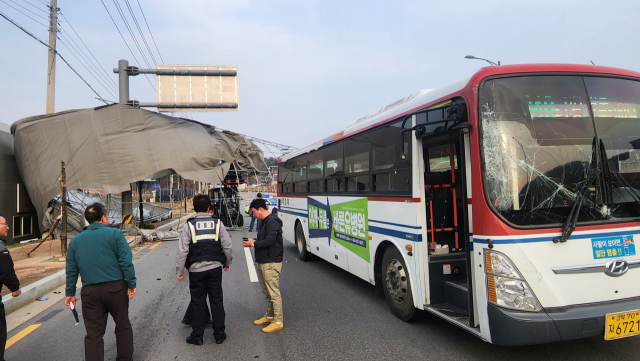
480, 76, 640, 226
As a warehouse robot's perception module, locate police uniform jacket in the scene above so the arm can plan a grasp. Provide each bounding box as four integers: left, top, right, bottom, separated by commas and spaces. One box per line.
176, 213, 233, 276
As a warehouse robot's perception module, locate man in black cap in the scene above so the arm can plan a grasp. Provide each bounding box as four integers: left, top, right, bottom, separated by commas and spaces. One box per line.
1, 215, 21, 361
176, 194, 232, 345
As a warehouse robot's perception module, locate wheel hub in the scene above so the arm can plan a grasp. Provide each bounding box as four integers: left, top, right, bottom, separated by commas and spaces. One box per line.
385, 259, 407, 304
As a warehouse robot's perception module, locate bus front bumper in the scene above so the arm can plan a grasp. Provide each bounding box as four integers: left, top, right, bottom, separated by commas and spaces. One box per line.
487, 296, 640, 346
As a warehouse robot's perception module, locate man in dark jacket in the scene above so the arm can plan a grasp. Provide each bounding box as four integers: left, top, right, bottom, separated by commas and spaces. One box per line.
1, 215, 21, 361
243, 198, 284, 333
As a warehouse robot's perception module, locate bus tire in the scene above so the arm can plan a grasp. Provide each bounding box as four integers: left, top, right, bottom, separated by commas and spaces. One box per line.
295, 222, 312, 261
381, 246, 416, 321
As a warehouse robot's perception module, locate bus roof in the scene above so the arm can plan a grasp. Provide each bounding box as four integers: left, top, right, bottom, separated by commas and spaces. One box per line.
280, 63, 640, 163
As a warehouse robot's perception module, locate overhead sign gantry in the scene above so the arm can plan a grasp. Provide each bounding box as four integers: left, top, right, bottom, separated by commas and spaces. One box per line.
113, 59, 239, 112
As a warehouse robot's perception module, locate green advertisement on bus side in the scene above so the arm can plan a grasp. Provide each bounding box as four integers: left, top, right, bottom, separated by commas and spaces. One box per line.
308, 197, 370, 262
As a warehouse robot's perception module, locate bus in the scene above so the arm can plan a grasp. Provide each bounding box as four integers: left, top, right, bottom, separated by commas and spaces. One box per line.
276, 64, 640, 345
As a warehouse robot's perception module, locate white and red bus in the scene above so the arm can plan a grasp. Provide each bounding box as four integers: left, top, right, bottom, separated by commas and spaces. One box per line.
276, 64, 640, 345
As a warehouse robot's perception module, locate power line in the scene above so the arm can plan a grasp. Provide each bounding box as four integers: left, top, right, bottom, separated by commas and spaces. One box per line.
111, 0, 155, 79
112, 1, 188, 118
135, 0, 164, 63
57, 33, 119, 99
56, 22, 119, 95
58, 28, 119, 96
127, 1, 191, 120
56, 23, 119, 92
7, 0, 47, 20
57, 36, 118, 99
100, 1, 194, 119
123, 0, 156, 65
58, 11, 119, 92
0, 9, 109, 104
20, 0, 48, 15
214, 126, 297, 154
99, 0, 156, 91
0, 0, 47, 27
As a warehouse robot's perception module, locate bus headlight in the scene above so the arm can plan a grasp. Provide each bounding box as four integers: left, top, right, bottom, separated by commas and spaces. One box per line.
485, 250, 542, 312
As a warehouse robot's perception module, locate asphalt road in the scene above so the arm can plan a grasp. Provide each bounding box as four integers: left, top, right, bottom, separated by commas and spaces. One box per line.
4, 214, 640, 360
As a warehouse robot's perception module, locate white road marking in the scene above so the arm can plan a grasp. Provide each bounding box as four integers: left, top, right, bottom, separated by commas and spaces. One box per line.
244, 247, 259, 282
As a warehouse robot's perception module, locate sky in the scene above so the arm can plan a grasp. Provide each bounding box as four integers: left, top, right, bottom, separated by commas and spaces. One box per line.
1, 0, 639, 158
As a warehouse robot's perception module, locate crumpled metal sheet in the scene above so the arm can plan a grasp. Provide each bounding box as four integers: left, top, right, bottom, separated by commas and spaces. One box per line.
11, 103, 264, 229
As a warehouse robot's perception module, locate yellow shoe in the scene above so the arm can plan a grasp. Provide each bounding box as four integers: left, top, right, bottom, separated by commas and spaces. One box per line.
262, 321, 283, 333
253, 316, 274, 325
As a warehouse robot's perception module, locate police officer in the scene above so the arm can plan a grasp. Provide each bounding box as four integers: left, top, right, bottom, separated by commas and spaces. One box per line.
176, 194, 232, 346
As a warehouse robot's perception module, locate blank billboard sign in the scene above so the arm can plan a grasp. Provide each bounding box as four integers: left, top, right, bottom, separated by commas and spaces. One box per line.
157, 64, 239, 112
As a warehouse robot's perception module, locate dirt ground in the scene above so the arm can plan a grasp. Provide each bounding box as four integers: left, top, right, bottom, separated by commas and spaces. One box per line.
1, 235, 135, 297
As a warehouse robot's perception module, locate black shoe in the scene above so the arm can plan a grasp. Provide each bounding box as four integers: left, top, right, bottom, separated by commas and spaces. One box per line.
215, 333, 227, 344
186, 336, 203, 346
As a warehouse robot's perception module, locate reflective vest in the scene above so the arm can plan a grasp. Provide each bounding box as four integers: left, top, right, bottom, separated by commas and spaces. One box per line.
185, 216, 226, 268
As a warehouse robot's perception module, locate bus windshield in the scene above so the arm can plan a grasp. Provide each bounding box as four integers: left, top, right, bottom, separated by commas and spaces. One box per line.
480, 75, 640, 226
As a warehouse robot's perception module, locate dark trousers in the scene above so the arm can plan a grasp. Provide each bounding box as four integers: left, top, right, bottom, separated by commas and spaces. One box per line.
188, 267, 225, 340
81, 280, 133, 361
1, 303, 6, 361
183, 300, 212, 324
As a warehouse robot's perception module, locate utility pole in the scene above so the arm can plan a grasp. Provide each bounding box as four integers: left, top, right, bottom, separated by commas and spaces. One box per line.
46, 0, 58, 114
60, 161, 67, 257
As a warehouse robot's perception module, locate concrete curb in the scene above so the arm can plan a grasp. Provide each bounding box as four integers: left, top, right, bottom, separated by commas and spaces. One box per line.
2, 269, 66, 315
2, 233, 144, 316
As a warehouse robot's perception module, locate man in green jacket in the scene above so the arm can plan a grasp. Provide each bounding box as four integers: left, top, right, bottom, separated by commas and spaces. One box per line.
65, 203, 137, 361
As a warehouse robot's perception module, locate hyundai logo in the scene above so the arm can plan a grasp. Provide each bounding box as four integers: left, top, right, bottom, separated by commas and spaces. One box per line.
604, 259, 629, 277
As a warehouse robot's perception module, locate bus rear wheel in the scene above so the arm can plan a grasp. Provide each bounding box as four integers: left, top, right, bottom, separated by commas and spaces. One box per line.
295, 222, 312, 261
381, 246, 416, 321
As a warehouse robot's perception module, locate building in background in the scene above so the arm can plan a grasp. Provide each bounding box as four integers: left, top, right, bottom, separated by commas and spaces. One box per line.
0, 122, 39, 245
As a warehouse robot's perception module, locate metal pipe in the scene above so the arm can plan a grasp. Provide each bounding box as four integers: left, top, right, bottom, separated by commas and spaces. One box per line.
118, 59, 129, 104
137, 102, 238, 109
112, 68, 237, 77
140, 69, 236, 76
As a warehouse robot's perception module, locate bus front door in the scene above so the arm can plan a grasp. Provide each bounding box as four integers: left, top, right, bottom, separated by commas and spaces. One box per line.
422, 129, 475, 329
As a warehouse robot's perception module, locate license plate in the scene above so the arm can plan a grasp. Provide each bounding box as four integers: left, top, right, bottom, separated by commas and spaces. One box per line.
605, 309, 640, 340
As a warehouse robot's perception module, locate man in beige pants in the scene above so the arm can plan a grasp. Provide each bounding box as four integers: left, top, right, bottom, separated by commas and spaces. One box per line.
243, 198, 284, 333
